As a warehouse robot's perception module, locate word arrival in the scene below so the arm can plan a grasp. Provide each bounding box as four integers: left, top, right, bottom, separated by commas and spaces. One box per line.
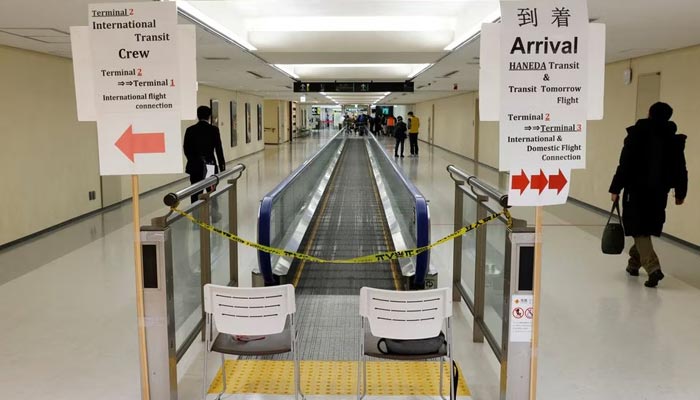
510, 36, 579, 55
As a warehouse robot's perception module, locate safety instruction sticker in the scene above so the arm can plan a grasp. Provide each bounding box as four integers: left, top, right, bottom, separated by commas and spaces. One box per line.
510, 294, 534, 342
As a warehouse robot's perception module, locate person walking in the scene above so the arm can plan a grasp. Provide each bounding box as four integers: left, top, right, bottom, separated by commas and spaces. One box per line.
386, 114, 397, 137
183, 105, 226, 203
374, 112, 384, 135
609, 102, 688, 288
394, 116, 407, 158
407, 111, 421, 156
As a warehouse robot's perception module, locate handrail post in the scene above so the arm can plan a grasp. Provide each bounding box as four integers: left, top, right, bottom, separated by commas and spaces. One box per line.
198, 193, 212, 340
140, 226, 177, 400
228, 178, 239, 287
452, 180, 465, 302
473, 194, 489, 343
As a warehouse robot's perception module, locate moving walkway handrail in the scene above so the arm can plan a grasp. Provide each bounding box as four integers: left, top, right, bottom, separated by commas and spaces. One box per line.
163, 163, 246, 207
447, 165, 509, 208
367, 134, 431, 288
258, 131, 344, 285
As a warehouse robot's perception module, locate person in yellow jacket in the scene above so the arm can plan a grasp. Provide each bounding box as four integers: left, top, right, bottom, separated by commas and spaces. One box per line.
407, 111, 421, 156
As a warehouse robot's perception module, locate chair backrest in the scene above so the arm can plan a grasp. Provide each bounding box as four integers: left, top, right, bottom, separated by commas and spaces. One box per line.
359, 287, 452, 340
204, 284, 295, 336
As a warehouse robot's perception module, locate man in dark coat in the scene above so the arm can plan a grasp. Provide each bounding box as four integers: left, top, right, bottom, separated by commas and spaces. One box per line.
394, 116, 407, 157
184, 105, 226, 203
609, 102, 688, 287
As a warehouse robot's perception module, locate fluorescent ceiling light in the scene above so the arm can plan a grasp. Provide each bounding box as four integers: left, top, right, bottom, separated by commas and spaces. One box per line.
173, 0, 257, 51
444, 9, 501, 51
246, 17, 454, 32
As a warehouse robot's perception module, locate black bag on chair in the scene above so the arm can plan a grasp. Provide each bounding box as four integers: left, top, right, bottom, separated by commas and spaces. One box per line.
602, 201, 625, 255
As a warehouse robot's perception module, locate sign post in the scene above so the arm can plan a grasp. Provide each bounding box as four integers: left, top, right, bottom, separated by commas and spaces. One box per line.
486, 1, 601, 398
71, 3, 196, 399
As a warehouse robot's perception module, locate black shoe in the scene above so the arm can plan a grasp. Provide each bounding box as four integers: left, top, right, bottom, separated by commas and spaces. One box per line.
644, 270, 665, 288
400, 155, 404, 158
395, 154, 399, 157
626, 266, 640, 276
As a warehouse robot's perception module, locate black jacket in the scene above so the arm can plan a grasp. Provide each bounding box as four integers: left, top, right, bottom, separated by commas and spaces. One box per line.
609, 119, 688, 236
394, 121, 408, 140
183, 120, 226, 176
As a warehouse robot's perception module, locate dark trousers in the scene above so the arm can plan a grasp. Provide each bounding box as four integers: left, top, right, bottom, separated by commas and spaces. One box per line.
188, 164, 218, 203
189, 172, 206, 203
409, 133, 419, 155
395, 138, 405, 157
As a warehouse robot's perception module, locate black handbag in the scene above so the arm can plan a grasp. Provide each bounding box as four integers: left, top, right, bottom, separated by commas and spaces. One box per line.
377, 333, 458, 393
602, 201, 625, 254
377, 333, 445, 356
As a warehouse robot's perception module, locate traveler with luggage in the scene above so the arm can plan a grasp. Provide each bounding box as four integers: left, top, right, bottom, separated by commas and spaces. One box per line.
609, 102, 688, 288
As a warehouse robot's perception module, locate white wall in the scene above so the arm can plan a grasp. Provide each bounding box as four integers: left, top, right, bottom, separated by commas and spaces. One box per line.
415, 45, 700, 246
414, 93, 478, 159
0, 45, 265, 245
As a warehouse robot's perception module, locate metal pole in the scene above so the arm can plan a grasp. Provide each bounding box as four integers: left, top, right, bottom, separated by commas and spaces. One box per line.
131, 175, 151, 400
473, 195, 488, 343
199, 194, 212, 339
228, 179, 239, 286
530, 206, 544, 399
452, 180, 465, 302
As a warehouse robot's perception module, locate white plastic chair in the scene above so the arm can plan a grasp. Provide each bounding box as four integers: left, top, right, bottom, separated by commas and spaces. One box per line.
358, 286, 454, 400
202, 284, 303, 400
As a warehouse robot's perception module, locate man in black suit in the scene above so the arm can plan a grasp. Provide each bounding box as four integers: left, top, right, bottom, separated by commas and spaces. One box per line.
183, 105, 226, 203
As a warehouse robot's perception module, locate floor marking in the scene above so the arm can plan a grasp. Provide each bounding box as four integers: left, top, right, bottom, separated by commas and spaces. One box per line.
208, 360, 471, 396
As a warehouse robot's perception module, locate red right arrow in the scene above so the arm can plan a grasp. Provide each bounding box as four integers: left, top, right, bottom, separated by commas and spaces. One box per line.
511, 170, 530, 194
530, 169, 549, 194
548, 169, 568, 194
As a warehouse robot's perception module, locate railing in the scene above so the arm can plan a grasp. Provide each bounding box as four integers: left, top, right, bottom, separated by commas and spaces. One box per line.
447, 165, 535, 399
138, 164, 245, 400
257, 131, 345, 285
366, 133, 431, 289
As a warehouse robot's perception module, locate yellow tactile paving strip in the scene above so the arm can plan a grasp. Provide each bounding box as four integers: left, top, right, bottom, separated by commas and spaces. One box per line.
208, 360, 471, 396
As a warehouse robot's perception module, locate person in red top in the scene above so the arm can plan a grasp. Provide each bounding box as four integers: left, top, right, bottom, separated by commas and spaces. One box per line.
386, 114, 397, 137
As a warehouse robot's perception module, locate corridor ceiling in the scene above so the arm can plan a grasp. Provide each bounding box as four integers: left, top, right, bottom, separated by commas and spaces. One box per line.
1, 0, 700, 104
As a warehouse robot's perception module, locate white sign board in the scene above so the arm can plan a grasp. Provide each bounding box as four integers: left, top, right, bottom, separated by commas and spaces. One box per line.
499, 0, 589, 172
479, 23, 606, 122
71, 24, 197, 122
71, 2, 196, 175
510, 294, 534, 343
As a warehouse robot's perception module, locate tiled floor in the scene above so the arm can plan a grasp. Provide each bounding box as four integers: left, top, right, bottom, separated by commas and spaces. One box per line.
1, 132, 699, 400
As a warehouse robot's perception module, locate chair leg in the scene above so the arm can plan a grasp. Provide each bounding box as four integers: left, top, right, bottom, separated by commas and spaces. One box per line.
202, 348, 208, 400
448, 319, 455, 400
358, 317, 366, 400
440, 356, 446, 400
292, 314, 305, 400
216, 353, 226, 400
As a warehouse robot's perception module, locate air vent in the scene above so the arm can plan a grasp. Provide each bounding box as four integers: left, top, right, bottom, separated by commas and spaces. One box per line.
246, 70, 270, 79
203, 56, 231, 61
439, 70, 460, 78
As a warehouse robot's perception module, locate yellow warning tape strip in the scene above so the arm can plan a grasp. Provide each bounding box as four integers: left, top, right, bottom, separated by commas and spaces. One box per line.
171, 207, 512, 264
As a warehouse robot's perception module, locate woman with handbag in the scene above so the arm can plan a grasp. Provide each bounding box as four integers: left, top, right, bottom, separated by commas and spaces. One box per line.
608, 102, 688, 288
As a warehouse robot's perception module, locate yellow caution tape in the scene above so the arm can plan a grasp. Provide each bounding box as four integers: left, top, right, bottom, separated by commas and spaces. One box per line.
171, 207, 510, 264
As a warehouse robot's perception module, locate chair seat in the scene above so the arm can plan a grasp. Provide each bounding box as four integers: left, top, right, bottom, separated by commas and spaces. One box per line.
211, 329, 292, 356
363, 331, 447, 360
